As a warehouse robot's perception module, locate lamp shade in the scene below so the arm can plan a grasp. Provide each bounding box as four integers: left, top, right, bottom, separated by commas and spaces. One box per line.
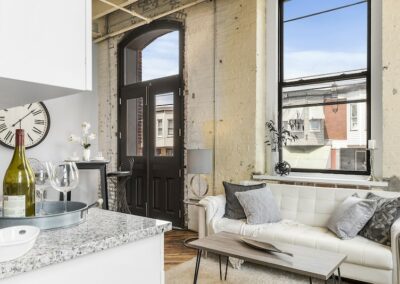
187, 149, 213, 174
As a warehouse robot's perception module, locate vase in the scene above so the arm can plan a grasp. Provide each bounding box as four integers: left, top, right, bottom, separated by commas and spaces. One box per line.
82, 148, 91, 161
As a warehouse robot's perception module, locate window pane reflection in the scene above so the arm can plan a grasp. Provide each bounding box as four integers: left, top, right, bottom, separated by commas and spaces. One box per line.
282, 102, 367, 171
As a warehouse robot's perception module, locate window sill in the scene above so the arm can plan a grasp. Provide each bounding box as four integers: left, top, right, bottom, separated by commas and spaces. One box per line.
252, 172, 388, 188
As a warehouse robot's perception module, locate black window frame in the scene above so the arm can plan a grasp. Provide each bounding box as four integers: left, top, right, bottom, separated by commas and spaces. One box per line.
278, 0, 371, 175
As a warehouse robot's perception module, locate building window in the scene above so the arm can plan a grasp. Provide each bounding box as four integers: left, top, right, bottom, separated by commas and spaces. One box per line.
167, 119, 173, 136
157, 119, 163, 137
279, 0, 370, 174
309, 120, 320, 132
350, 104, 358, 131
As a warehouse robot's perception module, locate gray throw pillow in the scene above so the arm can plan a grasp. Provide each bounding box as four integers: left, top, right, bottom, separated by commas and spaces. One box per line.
327, 194, 377, 240
359, 193, 400, 246
235, 187, 281, 225
223, 182, 266, 219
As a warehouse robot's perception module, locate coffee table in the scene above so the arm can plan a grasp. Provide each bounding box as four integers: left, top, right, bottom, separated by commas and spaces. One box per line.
187, 232, 347, 284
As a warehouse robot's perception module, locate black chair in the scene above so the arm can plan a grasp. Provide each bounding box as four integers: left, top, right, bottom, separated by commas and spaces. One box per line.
107, 157, 134, 214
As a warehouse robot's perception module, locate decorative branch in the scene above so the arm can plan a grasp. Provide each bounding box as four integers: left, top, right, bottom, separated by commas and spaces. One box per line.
265, 120, 298, 152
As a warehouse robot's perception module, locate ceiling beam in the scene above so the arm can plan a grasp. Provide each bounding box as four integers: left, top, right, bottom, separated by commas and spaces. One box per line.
93, 0, 207, 43
97, 0, 150, 22
93, 0, 139, 20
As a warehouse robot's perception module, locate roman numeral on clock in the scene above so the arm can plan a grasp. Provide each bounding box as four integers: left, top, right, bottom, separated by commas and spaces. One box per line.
4, 131, 12, 142
32, 127, 43, 135
0, 123, 7, 133
0, 116, 5, 121
32, 109, 43, 116
27, 133, 34, 142
34, 119, 45, 125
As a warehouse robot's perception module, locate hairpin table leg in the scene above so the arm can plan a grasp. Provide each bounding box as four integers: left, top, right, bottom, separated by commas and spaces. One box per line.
224, 256, 229, 280
219, 255, 222, 280
193, 249, 202, 284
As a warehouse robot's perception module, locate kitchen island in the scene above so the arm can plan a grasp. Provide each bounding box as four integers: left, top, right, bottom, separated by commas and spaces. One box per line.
0, 208, 171, 284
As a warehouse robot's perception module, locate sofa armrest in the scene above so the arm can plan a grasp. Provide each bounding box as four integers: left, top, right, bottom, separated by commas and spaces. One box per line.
199, 195, 226, 224
391, 218, 400, 284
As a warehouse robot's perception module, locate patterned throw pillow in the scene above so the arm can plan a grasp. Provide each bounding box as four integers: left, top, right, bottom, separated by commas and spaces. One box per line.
359, 193, 400, 246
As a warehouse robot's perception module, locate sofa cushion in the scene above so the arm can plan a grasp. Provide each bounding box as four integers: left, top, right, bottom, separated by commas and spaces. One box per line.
235, 187, 281, 225
327, 194, 377, 239
212, 218, 393, 270
359, 193, 400, 246
223, 182, 266, 219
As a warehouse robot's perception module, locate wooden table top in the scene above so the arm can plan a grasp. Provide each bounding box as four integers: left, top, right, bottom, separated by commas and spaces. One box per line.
188, 232, 346, 280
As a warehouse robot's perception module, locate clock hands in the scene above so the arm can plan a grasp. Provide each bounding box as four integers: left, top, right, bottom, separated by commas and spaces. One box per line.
11, 110, 34, 128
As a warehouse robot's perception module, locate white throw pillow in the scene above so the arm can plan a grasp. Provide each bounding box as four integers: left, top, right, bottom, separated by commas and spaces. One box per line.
235, 187, 281, 225
327, 194, 377, 240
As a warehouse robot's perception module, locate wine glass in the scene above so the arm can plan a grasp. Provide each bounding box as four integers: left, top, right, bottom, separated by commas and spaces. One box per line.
46, 161, 79, 213
29, 158, 49, 215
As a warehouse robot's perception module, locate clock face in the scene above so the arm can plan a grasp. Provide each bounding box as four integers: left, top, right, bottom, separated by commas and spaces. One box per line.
0, 102, 50, 149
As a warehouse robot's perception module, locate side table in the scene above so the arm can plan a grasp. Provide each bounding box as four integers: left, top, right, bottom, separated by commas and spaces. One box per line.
183, 198, 207, 247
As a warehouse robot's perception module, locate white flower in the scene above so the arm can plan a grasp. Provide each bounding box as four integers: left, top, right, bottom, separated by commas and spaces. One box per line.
81, 122, 91, 134
87, 133, 96, 140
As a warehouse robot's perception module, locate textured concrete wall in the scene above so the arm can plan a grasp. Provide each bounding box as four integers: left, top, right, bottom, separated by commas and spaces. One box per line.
382, 0, 400, 182
185, 0, 265, 197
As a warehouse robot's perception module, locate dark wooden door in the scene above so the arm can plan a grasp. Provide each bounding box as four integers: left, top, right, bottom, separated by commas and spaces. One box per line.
120, 76, 183, 227
148, 76, 183, 226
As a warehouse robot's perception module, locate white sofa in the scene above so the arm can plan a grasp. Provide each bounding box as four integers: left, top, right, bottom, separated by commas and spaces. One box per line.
199, 183, 400, 284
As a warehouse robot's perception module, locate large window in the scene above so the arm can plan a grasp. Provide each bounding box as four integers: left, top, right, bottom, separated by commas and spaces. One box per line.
279, 0, 370, 174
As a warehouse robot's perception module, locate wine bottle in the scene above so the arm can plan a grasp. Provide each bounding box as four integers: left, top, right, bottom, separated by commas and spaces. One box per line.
3, 129, 35, 217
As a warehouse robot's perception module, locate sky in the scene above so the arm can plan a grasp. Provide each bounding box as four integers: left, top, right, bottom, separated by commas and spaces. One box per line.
140, 1, 367, 82
142, 31, 179, 81
283, 0, 368, 80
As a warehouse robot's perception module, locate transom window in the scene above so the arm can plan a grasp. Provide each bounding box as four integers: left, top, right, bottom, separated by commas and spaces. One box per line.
279, 0, 370, 174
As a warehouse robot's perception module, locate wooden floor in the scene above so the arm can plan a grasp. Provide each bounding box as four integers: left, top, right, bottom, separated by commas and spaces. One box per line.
164, 229, 198, 271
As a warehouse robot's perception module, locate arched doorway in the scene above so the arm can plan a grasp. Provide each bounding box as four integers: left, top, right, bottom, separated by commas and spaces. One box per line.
118, 21, 184, 227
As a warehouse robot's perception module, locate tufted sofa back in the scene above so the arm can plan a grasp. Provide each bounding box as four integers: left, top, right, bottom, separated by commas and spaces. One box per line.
268, 183, 400, 227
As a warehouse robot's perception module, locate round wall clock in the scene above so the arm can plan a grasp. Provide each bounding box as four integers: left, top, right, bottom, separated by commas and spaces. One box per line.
0, 102, 50, 149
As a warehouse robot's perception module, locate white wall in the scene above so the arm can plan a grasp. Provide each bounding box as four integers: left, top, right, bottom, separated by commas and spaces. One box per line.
0, 45, 99, 205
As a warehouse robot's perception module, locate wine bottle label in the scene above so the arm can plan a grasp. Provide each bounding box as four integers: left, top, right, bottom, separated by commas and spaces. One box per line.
3, 195, 26, 217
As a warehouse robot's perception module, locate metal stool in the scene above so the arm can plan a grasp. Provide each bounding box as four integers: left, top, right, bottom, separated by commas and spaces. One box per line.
107, 157, 134, 214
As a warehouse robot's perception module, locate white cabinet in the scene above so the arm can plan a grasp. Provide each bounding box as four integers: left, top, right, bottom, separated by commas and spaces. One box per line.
0, 0, 92, 108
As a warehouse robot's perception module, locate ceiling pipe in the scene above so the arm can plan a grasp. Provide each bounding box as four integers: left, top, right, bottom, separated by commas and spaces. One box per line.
93, 0, 207, 43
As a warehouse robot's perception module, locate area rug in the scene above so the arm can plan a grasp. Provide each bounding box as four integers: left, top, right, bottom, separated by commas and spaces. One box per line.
166, 255, 350, 284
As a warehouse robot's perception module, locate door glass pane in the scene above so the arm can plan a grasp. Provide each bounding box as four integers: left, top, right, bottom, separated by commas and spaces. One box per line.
155, 93, 174, 157
127, 97, 144, 156
142, 31, 179, 82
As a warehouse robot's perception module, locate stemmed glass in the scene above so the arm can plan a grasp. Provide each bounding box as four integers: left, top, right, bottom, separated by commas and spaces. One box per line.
29, 158, 48, 215
46, 162, 79, 213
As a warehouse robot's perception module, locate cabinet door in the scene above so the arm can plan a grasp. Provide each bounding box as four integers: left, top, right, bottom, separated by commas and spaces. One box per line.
0, 0, 91, 105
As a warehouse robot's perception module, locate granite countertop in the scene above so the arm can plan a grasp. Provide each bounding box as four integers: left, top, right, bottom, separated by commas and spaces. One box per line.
0, 208, 172, 280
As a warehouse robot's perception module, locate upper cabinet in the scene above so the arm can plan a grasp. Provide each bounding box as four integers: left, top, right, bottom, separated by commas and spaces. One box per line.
0, 0, 92, 108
